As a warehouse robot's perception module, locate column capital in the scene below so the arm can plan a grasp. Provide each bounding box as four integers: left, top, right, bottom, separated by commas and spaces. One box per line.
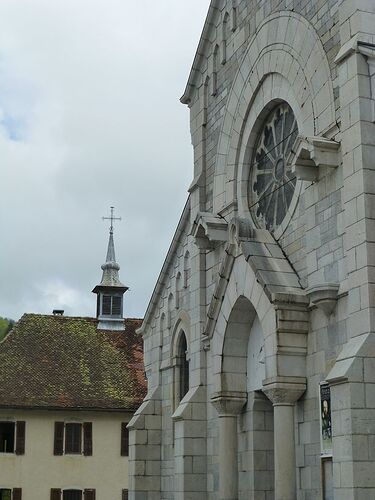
263, 377, 306, 405
211, 390, 247, 416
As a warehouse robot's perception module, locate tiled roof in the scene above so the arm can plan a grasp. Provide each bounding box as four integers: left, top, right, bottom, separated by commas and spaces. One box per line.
0, 314, 146, 411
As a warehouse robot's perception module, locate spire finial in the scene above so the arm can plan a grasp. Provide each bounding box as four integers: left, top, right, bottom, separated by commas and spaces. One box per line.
102, 206, 121, 234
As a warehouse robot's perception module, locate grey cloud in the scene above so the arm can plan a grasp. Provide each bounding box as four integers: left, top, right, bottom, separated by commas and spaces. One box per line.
0, 0, 210, 320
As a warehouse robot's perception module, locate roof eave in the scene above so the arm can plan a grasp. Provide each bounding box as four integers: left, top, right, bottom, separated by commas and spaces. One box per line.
0, 404, 143, 413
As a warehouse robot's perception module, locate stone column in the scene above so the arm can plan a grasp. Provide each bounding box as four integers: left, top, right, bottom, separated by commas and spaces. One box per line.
211, 391, 247, 500
263, 378, 306, 500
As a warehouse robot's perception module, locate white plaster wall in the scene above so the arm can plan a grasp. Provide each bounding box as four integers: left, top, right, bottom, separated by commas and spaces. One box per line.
0, 410, 131, 500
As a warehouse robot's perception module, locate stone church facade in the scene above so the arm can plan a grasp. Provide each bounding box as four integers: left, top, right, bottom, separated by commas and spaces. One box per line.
129, 1, 375, 499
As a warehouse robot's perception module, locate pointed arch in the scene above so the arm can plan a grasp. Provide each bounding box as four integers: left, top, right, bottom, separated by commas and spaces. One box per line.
183, 250, 190, 288
170, 311, 191, 409
167, 292, 174, 329
211, 44, 219, 96
222, 12, 230, 65
231, 0, 237, 31
203, 76, 210, 127
176, 272, 182, 309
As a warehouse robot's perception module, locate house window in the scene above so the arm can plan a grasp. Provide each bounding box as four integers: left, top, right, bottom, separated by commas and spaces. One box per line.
102, 295, 122, 316
51, 490, 95, 500
0, 422, 15, 453
54, 422, 92, 456
0, 490, 22, 500
65, 423, 82, 454
63, 491, 82, 500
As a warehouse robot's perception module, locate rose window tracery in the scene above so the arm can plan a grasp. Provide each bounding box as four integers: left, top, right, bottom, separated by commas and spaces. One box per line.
249, 102, 298, 232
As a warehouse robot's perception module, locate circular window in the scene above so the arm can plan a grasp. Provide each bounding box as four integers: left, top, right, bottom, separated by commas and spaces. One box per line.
249, 102, 298, 232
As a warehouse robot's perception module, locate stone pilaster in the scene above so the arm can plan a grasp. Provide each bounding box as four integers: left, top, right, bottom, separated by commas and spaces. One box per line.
128, 387, 162, 500
172, 386, 207, 500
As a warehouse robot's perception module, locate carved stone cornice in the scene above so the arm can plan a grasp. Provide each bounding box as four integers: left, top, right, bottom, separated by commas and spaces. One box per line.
210, 391, 247, 416
290, 135, 340, 182
263, 377, 306, 406
191, 212, 228, 249
306, 283, 339, 316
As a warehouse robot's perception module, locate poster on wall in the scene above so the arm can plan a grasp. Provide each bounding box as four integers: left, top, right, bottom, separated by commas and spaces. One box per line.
320, 383, 332, 456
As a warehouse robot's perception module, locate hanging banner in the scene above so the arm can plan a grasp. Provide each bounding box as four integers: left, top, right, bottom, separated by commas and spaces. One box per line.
320, 383, 332, 456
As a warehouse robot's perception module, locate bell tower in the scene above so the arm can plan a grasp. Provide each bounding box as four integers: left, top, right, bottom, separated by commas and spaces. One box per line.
92, 207, 128, 331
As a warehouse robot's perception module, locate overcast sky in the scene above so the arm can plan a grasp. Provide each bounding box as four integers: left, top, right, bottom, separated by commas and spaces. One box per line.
0, 0, 210, 321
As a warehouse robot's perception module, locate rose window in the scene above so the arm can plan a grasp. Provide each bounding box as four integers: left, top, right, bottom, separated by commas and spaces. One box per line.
249, 102, 298, 232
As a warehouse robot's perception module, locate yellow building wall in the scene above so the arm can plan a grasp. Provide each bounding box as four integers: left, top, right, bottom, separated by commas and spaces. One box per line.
0, 409, 132, 500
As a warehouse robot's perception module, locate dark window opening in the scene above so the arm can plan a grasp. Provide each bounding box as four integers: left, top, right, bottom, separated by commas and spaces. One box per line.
65, 423, 82, 454
102, 295, 111, 315
63, 491, 82, 500
112, 296, 122, 315
178, 333, 189, 401
101, 295, 122, 317
121, 423, 129, 456
0, 422, 15, 453
0, 490, 11, 500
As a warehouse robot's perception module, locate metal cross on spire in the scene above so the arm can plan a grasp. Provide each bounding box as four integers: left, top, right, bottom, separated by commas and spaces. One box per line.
102, 206, 121, 234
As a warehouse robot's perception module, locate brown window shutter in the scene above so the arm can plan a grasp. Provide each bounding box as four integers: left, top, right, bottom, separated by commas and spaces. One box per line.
15, 421, 26, 455
84, 489, 96, 500
121, 423, 129, 456
54, 422, 64, 455
13, 489, 22, 500
122, 490, 128, 500
50, 489, 61, 500
83, 422, 93, 456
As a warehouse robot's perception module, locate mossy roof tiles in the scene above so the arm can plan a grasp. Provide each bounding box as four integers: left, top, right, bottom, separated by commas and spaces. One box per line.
0, 314, 146, 411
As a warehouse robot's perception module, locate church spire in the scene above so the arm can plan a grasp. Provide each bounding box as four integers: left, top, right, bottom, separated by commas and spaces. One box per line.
92, 207, 128, 331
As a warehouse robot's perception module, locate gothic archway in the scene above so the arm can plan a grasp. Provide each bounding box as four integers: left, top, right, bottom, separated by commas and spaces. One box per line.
212, 295, 274, 499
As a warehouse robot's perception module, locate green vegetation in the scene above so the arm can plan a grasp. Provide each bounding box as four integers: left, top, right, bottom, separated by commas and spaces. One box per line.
0, 317, 15, 342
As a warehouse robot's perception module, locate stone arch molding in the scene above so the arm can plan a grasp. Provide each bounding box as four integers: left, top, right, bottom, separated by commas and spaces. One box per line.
210, 252, 310, 399
213, 10, 336, 215
171, 309, 191, 361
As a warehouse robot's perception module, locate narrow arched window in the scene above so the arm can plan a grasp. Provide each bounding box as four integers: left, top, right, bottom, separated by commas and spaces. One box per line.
231, 1, 237, 31
203, 76, 209, 127
167, 293, 173, 329
211, 45, 219, 96
160, 312, 166, 334
159, 312, 166, 347
183, 251, 190, 288
176, 272, 182, 309
222, 12, 230, 65
177, 332, 189, 401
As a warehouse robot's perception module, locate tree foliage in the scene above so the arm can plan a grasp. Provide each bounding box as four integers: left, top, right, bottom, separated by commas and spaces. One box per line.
0, 317, 15, 342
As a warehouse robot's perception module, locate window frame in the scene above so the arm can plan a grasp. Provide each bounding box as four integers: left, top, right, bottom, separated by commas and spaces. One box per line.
52, 489, 94, 500
0, 421, 15, 454
0, 489, 12, 500
0, 421, 25, 455
0, 489, 22, 500
101, 294, 122, 317
62, 490, 82, 500
64, 423, 82, 455
172, 330, 190, 411
54, 421, 92, 456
